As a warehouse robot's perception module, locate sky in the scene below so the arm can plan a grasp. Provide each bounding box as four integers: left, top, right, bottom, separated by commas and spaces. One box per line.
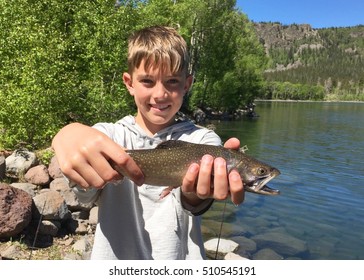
236, 0, 364, 28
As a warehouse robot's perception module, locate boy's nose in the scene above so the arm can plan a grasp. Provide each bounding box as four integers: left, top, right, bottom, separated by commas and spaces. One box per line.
153, 83, 168, 99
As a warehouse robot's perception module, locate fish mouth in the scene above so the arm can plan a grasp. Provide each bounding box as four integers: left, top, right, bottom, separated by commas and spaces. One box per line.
245, 170, 280, 195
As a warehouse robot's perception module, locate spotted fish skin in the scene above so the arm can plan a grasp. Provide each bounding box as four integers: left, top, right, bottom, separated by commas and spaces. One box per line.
115, 140, 280, 195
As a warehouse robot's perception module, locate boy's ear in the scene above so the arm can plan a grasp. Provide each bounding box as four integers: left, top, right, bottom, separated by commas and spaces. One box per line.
184, 74, 194, 94
123, 72, 134, 96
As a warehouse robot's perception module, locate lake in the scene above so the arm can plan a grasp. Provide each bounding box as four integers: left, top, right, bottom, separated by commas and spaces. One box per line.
202, 101, 364, 260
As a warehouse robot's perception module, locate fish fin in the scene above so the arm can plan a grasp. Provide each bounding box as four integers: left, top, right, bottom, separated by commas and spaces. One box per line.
156, 140, 192, 149
159, 186, 177, 199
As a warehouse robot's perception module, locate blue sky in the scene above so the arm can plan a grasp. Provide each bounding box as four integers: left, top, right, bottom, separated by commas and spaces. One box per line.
236, 0, 363, 28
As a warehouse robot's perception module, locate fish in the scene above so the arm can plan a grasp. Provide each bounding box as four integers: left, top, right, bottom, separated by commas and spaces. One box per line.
114, 140, 280, 195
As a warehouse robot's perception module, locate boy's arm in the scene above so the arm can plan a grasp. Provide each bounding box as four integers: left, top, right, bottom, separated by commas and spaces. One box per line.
180, 137, 245, 212
52, 123, 144, 189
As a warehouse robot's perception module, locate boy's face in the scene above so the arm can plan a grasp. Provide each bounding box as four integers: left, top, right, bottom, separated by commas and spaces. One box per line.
123, 60, 193, 135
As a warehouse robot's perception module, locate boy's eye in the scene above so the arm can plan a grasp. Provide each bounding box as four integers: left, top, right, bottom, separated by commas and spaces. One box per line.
166, 78, 180, 85
140, 79, 154, 85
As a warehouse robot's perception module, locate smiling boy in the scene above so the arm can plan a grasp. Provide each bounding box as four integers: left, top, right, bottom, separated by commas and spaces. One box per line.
52, 26, 244, 259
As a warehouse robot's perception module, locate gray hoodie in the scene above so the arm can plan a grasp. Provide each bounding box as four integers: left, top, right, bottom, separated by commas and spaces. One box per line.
73, 115, 221, 259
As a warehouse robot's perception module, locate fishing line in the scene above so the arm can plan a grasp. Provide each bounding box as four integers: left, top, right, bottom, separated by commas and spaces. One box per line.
214, 200, 227, 260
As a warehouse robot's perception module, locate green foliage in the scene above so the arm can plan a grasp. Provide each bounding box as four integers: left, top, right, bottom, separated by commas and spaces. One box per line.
0, 0, 266, 149
260, 81, 325, 100
0, 0, 137, 149
261, 24, 364, 101
36, 148, 55, 166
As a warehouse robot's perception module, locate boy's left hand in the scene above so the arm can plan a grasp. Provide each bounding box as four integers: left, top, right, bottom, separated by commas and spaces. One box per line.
181, 137, 245, 206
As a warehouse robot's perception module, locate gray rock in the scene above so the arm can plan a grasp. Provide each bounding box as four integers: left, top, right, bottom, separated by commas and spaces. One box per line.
48, 156, 63, 179
89, 206, 98, 225
50, 177, 93, 211
230, 236, 257, 253
38, 220, 61, 236
204, 238, 239, 259
224, 252, 250, 260
72, 236, 92, 253
0, 245, 21, 260
50, 178, 80, 210
252, 231, 308, 256
33, 190, 70, 220
10, 182, 37, 197
5, 149, 37, 178
24, 164, 50, 186
0, 183, 33, 238
253, 248, 284, 260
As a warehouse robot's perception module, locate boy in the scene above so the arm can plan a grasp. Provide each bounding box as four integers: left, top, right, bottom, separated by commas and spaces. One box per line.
52, 26, 244, 259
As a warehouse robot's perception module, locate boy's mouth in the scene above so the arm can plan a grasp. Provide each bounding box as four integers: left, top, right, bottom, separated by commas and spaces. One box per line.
150, 104, 171, 111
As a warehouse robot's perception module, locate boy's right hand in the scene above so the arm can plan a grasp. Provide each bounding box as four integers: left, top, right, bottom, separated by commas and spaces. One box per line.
52, 123, 144, 189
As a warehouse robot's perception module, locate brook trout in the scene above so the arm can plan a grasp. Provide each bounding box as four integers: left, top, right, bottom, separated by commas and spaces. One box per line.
115, 140, 280, 195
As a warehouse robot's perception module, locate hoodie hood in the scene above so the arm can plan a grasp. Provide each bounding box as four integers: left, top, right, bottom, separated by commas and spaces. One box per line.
115, 115, 199, 149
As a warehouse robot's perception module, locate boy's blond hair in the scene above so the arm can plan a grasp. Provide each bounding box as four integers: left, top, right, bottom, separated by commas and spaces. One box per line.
127, 26, 190, 75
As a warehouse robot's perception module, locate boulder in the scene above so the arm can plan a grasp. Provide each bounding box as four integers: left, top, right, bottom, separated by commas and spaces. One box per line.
24, 164, 50, 186
0, 183, 33, 238
252, 231, 308, 256
10, 183, 37, 197
224, 252, 249, 260
253, 248, 284, 260
33, 190, 70, 220
48, 156, 63, 179
204, 238, 239, 259
5, 149, 37, 178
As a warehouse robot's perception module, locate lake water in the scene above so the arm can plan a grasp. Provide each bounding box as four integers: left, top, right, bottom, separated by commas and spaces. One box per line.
202, 101, 364, 260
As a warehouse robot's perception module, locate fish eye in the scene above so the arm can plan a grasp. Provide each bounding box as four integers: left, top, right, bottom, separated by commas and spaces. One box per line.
257, 167, 267, 176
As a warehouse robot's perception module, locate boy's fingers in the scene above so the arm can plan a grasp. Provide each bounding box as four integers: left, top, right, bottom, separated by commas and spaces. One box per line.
110, 153, 145, 186
196, 155, 214, 199
229, 169, 245, 205
213, 158, 229, 200
181, 163, 199, 193
224, 137, 240, 150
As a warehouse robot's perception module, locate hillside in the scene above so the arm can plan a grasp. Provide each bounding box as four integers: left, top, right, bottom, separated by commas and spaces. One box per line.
253, 22, 364, 100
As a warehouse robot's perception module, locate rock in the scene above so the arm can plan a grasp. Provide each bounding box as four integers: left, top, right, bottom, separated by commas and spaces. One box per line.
38, 220, 61, 236
72, 236, 91, 253
253, 248, 284, 260
24, 164, 50, 186
89, 206, 98, 225
0, 183, 33, 238
33, 190, 70, 220
0, 156, 5, 180
48, 156, 63, 179
5, 149, 37, 178
50, 178, 80, 210
10, 183, 37, 197
50, 177, 93, 211
224, 252, 249, 260
204, 238, 239, 259
0, 245, 21, 260
252, 231, 308, 256
230, 236, 257, 254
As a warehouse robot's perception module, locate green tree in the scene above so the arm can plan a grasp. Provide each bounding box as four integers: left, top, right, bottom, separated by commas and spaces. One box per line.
0, 0, 138, 149
0, 0, 267, 149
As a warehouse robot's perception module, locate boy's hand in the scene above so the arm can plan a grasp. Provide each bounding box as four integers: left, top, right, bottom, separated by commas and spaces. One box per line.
181, 137, 245, 206
52, 123, 144, 189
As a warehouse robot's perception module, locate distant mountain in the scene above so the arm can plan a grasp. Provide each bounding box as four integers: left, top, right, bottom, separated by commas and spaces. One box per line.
252, 22, 364, 100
